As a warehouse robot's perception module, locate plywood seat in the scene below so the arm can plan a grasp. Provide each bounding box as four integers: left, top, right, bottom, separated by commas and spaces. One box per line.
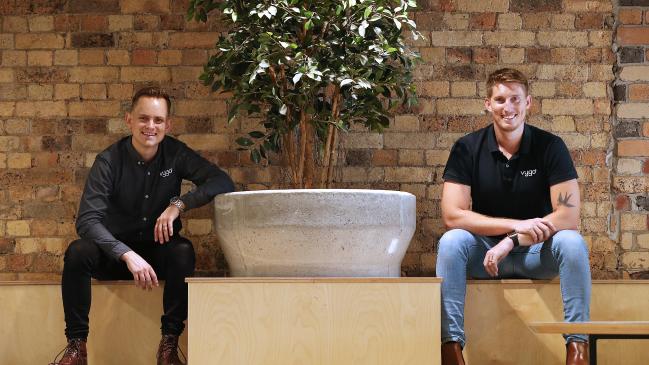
4, 279, 649, 365
463, 279, 649, 365
0, 280, 188, 365
529, 321, 649, 365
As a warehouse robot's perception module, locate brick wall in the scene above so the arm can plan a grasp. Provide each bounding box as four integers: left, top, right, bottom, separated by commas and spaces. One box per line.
0, 0, 645, 280
613, 0, 649, 279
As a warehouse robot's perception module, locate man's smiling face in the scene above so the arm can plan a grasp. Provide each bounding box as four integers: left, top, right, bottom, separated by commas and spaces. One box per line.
125, 96, 170, 156
485, 82, 531, 134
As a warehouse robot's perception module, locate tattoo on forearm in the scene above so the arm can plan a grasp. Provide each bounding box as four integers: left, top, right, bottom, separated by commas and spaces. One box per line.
557, 192, 575, 208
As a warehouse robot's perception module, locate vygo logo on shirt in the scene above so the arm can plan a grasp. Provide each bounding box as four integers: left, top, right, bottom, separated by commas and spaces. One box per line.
160, 168, 173, 177
520, 169, 537, 177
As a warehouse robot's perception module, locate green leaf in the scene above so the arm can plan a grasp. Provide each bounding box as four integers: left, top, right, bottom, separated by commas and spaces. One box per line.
304, 19, 313, 31
249, 131, 265, 138
228, 104, 239, 123
363, 6, 371, 19
236, 137, 254, 147
251, 149, 261, 163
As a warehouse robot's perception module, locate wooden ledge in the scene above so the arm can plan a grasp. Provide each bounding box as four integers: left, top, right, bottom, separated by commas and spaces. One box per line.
467, 279, 649, 284
0, 280, 163, 286
529, 321, 649, 335
186, 277, 443, 284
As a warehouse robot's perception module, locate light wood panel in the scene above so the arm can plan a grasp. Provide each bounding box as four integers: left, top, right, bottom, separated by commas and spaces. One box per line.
0, 281, 188, 365
187, 278, 441, 365
530, 321, 649, 335
464, 280, 649, 365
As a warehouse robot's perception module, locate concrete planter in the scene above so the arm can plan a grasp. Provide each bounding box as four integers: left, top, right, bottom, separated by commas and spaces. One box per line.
213, 189, 416, 277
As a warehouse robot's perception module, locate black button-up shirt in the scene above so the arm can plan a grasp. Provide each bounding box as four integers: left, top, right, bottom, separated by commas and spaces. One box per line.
443, 124, 577, 221
76, 136, 235, 259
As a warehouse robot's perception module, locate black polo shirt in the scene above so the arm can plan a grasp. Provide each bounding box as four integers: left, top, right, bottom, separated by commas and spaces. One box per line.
443, 124, 577, 221
76, 136, 235, 259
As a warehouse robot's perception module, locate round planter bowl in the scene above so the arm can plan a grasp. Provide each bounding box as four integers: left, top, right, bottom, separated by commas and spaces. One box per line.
214, 189, 416, 277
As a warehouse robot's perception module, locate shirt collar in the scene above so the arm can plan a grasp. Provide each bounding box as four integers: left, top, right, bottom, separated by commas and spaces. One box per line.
125, 136, 164, 166
487, 123, 532, 156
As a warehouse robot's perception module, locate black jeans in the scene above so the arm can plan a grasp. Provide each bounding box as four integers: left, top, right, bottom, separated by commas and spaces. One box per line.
62, 236, 195, 340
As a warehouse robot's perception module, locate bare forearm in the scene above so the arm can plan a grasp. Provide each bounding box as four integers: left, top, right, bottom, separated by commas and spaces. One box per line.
444, 208, 517, 236
543, 208, 579, 231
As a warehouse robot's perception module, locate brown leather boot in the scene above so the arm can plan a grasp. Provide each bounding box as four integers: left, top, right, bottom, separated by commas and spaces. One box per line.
157, 334, 186, 365
441, 341, 465, 365
50, 338, 87, 365
566, 341, 589, 365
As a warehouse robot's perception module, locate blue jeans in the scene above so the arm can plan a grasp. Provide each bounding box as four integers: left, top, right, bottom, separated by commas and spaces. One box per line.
436, 229, 591, 347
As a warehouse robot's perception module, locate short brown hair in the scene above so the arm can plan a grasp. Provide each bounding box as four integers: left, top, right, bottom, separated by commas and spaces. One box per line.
486, 68, 529, 97
131, 86, 172, 116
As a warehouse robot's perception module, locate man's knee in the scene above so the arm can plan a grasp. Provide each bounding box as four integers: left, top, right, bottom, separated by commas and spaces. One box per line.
437, 229, 473, 260
551, 230, 589, 261
167, 238, 196, 267
64, 239, 99, 269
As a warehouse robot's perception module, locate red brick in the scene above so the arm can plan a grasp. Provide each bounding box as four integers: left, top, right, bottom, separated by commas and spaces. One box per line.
617, 27, 649, 46
643, 160, 649, 174
7, 254, 32, 272
469, 13, 496, 30
644, 121, 649, 137
169, 33, 219, 49
447, 48, 472, 64
134, 15, 159, 31
372, 150, 398, 166
618, 140, 649, 157
473, 48, 498, 63
160, 14, 184, 30
171, 0, 189, 14
121, 0, 170, 14
81, 15, 108, 31
54, 14, 81, 32
132, 49, 157, 65
629, 84, 649, 102
439, 0, 455, 11
616, 194, 631, 211
619, 9, 643, 25
69, 0, 120, 13
511, 0, 561, 12
575, 13, 604, 29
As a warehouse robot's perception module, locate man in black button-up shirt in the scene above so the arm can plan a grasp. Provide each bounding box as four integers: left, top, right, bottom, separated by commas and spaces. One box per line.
436, 69, 591, 365
53, 87, 234, 365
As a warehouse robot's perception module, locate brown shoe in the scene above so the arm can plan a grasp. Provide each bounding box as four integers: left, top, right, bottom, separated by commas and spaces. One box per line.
157, 334, 186, 365
441, 341, 465, 365
50, 338, 87, 365
566, 341, 589, 365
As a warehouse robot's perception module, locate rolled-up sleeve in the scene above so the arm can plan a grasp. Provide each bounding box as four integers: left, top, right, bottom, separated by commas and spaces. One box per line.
177, 148, 235, 210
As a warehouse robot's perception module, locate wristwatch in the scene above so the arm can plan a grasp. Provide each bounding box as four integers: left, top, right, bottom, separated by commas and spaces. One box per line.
507, 231, 520, 247
169, 196, 186, 213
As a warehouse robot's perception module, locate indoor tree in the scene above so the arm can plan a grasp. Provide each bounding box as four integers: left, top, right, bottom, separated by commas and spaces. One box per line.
188, 0, 422, 188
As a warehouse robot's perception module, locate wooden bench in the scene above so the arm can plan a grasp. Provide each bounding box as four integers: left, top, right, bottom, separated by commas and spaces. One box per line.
463, 280, 649, 364
1, 281, 188, 365
529, 321, 649, 365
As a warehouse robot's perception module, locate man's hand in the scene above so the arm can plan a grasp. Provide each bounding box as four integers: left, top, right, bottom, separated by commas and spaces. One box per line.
512, 218, 556, 243
155, 205, 180, 244
483, 239, 514, 277
121, 251, 159, 290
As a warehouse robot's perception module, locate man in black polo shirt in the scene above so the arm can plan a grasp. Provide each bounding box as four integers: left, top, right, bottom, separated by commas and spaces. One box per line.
52, 87, 234, 365
437, 69, 591, 365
